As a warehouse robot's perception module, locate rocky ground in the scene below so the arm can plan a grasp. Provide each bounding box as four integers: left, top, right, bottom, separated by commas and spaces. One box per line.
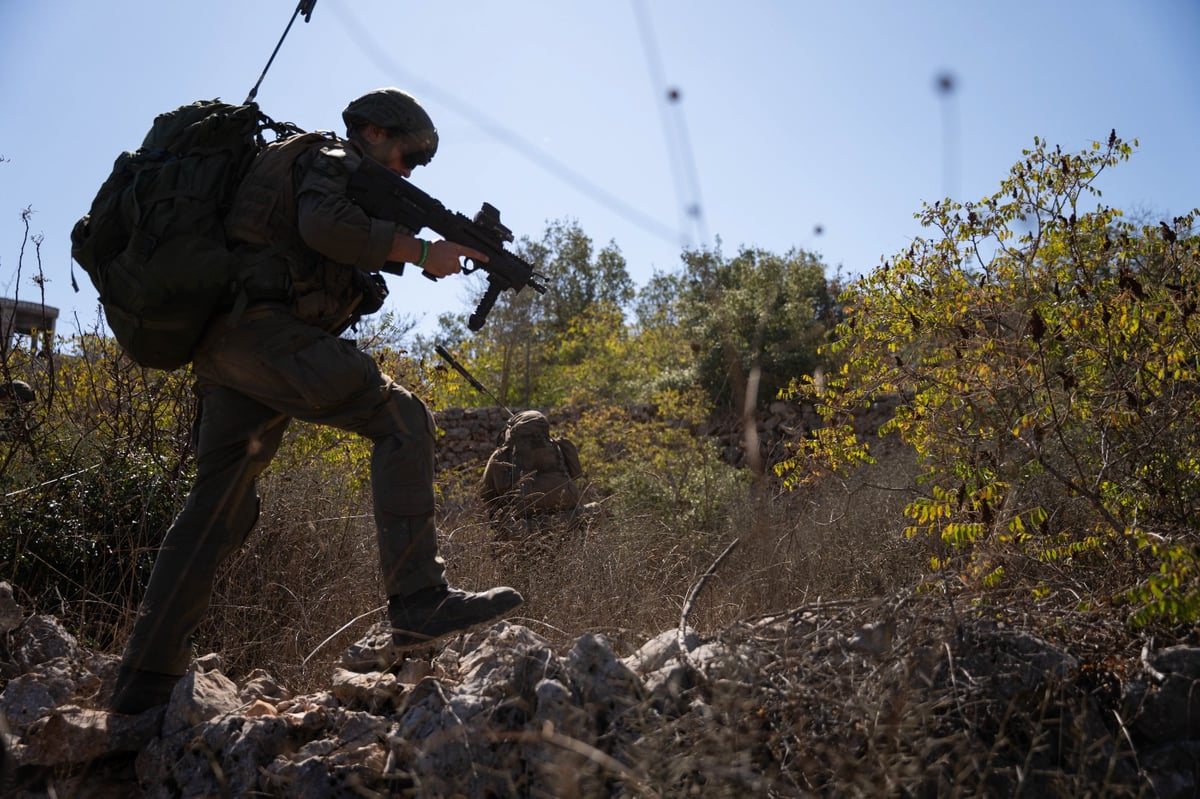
2, 579, 1199, 798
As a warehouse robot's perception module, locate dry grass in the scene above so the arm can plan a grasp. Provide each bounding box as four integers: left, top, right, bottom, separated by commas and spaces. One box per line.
196, 457, 382, 690
614, 589, 1144, 797
182, 425, 1157, 797
193, 429, 930, 693
5, 404, 1165, 796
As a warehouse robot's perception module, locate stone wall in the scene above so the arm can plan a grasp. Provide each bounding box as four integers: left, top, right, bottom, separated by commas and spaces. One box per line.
432, 396, 902, 474
432, 405, 656, 472
431, 407, 510, 471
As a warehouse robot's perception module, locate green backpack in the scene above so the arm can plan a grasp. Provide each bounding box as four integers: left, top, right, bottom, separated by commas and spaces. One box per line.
71, 100, 300, 369
493, 410, 583, 514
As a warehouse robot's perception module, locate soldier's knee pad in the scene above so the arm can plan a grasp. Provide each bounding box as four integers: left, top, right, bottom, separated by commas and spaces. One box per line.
385, 388, 436, 442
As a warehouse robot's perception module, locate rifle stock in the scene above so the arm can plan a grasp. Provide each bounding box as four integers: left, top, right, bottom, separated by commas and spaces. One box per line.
347, 156, 548, 331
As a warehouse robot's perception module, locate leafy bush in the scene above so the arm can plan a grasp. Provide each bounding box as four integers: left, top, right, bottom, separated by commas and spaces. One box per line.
2, 332, 195, 645
566, 389, 749, 549
676, 245, 839, 413
781, 132, 1200, 625
2, 450, 184, 647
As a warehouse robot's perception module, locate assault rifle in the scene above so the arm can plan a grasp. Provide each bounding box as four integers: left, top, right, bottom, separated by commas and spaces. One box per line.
347, 156, 548, 331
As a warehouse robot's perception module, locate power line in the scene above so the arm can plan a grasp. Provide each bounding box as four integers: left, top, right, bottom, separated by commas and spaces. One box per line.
631, 0, 708, 250
631, 0, 691, 248
328, 4, 680, 246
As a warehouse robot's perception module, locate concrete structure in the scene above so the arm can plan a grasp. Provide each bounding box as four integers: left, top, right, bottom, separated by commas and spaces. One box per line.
0, 297, 58, 354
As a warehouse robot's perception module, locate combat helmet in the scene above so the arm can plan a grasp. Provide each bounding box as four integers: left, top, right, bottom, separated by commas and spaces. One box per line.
342, 88, 438, 166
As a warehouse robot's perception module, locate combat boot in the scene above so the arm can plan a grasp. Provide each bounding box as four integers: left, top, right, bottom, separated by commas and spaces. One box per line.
109, 665, 180, 715
388, 585, 524, 649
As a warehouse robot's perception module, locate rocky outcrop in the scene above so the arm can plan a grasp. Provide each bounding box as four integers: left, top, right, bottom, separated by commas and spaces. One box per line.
4, 579, 1197, 797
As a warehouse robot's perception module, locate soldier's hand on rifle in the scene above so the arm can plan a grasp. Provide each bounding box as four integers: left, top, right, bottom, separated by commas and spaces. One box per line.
425, 239, 488, 278
388, 235, 488, 279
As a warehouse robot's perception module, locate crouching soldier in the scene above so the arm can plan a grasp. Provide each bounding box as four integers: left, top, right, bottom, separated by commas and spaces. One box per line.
0, 380, 35, 442
480, 410, 594, 540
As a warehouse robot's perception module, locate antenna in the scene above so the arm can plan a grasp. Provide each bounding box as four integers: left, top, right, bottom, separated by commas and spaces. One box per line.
435, 344, 513, 417
245, 1, 319, 105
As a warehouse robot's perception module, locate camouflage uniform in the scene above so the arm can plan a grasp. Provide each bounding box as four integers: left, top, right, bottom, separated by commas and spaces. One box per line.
480, 410, 591, 540
115, 135, 444, 682
0, 380, 35, 441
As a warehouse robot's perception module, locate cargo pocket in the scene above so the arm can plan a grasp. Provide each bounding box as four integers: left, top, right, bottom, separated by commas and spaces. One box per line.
271, 334, 379, 411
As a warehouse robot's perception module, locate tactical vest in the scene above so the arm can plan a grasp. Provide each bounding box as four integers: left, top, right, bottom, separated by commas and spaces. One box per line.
224, 132, 368, 329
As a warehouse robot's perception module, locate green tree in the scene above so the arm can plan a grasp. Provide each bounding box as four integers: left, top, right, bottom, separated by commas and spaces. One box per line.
527, 219, 635, 337
678, 245, 838, 415
630, 268, 702, 398
426, 219, 635, 409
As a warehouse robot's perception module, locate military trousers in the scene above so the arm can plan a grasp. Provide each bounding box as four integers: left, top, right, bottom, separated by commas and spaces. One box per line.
119, 305, 446, 677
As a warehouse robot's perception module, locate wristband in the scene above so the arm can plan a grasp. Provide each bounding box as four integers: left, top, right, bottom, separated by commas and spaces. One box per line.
415, 239, 429, 268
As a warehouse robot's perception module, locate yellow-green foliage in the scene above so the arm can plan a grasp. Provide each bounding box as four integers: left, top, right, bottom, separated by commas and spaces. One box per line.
539, 302, 664, 407
564, 387, 748, 548
781, 132, 1200, 625
422, 298, 700, 410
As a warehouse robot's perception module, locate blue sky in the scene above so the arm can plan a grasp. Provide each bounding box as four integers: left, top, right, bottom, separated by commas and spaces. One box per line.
2, 1, 1197, 341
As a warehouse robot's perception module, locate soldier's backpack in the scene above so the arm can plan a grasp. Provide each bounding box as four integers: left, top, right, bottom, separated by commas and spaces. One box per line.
70, 100, 301, 370
485, 410, 583, 516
